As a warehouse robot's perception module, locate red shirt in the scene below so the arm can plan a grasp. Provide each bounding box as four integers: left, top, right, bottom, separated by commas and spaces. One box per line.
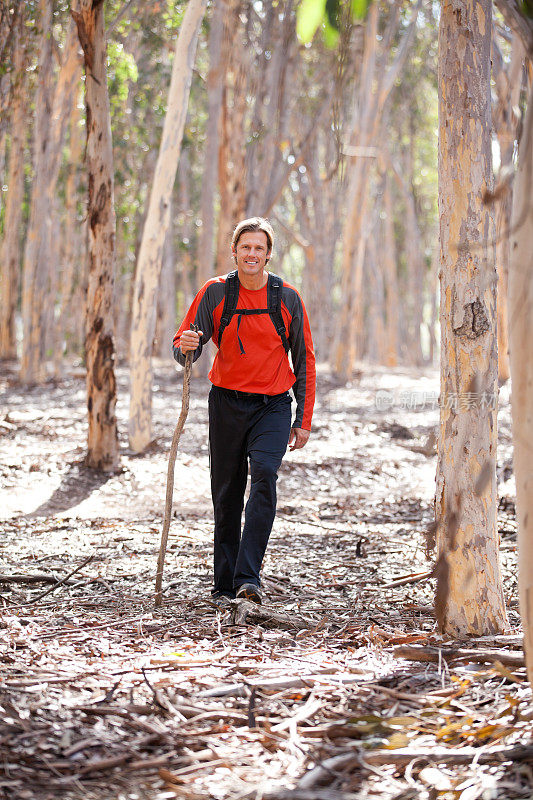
173, 275, 315, 430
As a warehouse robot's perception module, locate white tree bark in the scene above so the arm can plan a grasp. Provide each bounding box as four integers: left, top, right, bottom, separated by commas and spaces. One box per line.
57, 94, 84, 361
128, 0, 207, 453
495, 0, 533, 689
0, 10, 26, 360
382, 175, 399, 367
72, 0, 119, 471
19, 0, 54, 384
20, 12, 81, 384
154, 197, 176, 358
508, 83, 533, 682
197, 0, 225, 285
492, 35, 524, 383
332, 0, 422, 379
435, 0, 508, 637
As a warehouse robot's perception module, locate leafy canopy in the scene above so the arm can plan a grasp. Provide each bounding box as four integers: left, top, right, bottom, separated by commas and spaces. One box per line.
296, 0, 370, 46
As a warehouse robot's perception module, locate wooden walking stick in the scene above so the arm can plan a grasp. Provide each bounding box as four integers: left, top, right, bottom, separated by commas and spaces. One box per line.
154, 324, 198, 607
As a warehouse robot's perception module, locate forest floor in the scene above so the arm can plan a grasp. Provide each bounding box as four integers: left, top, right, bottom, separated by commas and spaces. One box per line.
0, 358, 529, 800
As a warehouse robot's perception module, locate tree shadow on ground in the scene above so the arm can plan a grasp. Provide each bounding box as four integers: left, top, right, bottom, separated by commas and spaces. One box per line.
24, 460, 114, 518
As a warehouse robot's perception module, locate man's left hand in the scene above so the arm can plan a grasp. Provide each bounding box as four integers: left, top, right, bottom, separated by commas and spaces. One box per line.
289, 427, 310, 451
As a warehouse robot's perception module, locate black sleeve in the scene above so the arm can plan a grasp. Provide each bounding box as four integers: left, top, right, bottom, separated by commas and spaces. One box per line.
172, 282, 222, 366
285, 287, 316, 430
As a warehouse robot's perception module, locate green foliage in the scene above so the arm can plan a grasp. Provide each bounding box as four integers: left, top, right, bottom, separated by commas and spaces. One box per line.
296, 0, 369, 45
296, 0, 327, 44
107, 41, 138, 115
520, 0, 533, 18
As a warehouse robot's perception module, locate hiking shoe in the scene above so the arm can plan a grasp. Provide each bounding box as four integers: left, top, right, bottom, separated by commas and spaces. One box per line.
236, 583, 262, 605
211, 592, 233, 608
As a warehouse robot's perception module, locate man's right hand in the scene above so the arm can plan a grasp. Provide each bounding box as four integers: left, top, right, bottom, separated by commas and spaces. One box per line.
179, 329, 203, 353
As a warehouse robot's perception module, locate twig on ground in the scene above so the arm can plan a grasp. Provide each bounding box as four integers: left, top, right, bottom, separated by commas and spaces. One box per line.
9, 554, 95, 606
394, 644, 525, 668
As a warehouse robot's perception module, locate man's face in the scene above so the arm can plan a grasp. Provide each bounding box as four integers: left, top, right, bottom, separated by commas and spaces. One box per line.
232, 231, 270, 279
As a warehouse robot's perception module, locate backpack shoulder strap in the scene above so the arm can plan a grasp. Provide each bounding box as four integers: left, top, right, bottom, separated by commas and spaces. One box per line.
267, 273, 290, 354
217, 270, 240, 347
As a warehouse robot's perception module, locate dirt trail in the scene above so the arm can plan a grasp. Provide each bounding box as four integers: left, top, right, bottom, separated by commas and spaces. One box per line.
0, 360, 526, 800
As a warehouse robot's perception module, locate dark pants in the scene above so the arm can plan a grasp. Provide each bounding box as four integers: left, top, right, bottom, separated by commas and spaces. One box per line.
208, 385, 292, 596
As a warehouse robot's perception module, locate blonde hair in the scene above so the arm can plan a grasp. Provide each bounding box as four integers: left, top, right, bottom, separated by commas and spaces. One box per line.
231, 217, 274, 255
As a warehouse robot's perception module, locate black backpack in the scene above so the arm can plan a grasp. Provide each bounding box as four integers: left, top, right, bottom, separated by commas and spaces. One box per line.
217, 270, 290, 356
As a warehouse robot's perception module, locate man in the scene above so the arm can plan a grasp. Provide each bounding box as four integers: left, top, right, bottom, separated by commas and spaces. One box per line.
173, 217, 315, 605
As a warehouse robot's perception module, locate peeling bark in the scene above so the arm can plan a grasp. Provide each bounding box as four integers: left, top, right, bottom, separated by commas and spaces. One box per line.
154, 198, 176, 359
492, 35, 524, 383
20, 12, 81, 384
382, 176, 399, 367
57, 95, 85, 360
72, 0, 119, 472
215, 0, 249, 276
435, 0, 508, 637
19, 0, 54, 384
332, 0, 422, 379
496, 0, 533, 691
507, 67, 533, 684
0, 9, 26, 360
197, 0, 225, 286
128, 0, 207, 453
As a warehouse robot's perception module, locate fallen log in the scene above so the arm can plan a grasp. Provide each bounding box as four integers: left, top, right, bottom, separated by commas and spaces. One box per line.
197, 669, 366, 699
227, 598, 315, 630
394, 644, 525, 668
297, 744, 533, 789
0, 573, 76, 585
380, 570, 433, 589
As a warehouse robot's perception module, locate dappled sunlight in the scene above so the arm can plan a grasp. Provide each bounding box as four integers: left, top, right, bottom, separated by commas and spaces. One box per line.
0, 360, 525, 799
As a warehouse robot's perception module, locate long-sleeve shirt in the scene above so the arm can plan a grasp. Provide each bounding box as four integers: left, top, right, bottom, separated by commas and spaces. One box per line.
172, 274, 316, 430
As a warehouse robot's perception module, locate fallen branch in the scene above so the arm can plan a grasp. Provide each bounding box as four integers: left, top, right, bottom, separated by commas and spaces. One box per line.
197, 669, 364, 699
394, 644, 525, 668
380, 570, 433, 589
228, 598, 315, 630
0, 573, 77, 585
10, 554, 95, 606
297, 744, 533, 789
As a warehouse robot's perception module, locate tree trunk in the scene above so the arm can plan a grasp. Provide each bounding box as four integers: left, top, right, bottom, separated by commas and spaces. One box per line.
0, 9, 26, 360
382, 175, 399, 367
435, 0, 508, 637
20, 13, 81, 384
19, 0, 54, 384
128, 0, 207, 453
216, 0, 249, 275
509, 80, 533, 684
402, 173, 424, 365
493, 35, 524, 383
427, 247, 439, 366
332, 0, 422, 379
56, 77, 84, 364
72, 0, 119, 472
494, 0, 533, 689
197, 0, 224, 285
49, 197, 62, 377
366, 218, 386, 363
332, 1, 378, 378
154, 198, 176, 358
195, 0, 225, 378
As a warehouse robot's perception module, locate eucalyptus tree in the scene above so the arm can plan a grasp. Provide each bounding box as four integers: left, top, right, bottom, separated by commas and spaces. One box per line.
128, 0, 207, 454
331, 0, 422, 378
494, 0, 533, 681
72, 0, 119, 471
20, 6, 80, 384
492, 29, 525, 383
435, 0, 508, 636
0, 6, 27, 359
